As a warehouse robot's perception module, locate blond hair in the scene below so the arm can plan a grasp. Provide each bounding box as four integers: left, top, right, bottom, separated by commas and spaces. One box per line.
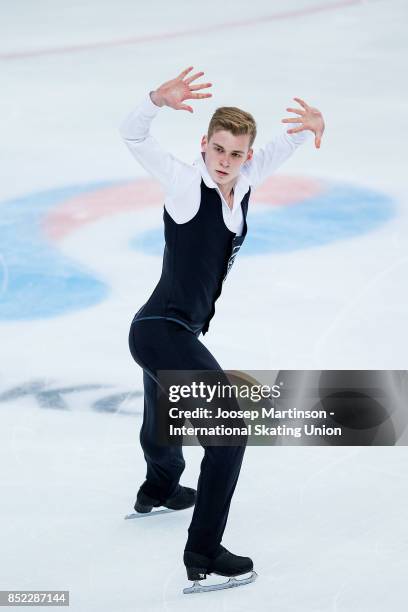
207, 106, 257, 148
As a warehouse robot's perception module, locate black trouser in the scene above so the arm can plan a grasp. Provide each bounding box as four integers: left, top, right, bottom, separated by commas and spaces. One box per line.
128, 317, 247, 557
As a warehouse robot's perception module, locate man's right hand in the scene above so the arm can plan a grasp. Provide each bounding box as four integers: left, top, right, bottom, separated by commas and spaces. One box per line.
150, 66, 212, 113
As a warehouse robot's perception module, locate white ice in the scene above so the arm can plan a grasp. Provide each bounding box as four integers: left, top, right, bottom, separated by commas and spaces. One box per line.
1, 1, 407, 610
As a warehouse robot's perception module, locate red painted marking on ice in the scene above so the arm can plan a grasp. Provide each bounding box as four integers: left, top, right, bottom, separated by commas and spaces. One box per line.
43, 179, 164, 240
43, 175, 323, 241
252, 175, 322, 205
1, 0, 360, 60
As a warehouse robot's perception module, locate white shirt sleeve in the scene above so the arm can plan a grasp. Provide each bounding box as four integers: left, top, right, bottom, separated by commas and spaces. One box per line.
242, 124, 312, 189
119, 93, 197, 198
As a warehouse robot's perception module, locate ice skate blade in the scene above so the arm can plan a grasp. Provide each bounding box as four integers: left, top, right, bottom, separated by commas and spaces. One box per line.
124, 508, 176, 520
183, 570, 258, 594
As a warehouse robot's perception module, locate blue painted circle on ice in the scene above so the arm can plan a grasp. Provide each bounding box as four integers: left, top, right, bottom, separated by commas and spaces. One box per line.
0, 180, 395, 321
0, 182, 114, 321
130, 183, 395, 256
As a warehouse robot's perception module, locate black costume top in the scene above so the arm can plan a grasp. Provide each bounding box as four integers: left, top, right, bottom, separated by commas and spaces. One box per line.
133, 179, 250, 335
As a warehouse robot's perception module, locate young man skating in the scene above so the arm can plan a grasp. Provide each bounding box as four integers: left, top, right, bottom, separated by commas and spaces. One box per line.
120, 66, 325, 593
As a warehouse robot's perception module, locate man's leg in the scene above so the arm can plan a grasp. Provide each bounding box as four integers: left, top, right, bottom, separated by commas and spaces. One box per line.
185, 442, 246, 557
129, 318, 247, 554
129, 322, 186, 502
138, 369, 186, 501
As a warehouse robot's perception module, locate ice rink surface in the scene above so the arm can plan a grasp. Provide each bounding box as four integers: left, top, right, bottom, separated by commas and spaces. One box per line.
1, 1, 407, 610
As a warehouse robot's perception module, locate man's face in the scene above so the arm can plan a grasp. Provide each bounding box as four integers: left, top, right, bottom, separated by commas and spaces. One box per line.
201, 130, 253, 186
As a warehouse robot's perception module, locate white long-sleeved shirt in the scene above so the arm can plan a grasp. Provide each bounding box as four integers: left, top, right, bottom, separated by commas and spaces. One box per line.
119, 93, 310, 235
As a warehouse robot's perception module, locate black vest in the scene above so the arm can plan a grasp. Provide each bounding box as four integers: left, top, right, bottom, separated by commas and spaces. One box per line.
133, 179, 250, 335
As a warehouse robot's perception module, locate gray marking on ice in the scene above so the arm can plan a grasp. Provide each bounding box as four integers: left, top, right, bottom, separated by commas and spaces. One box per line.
93, 390, 143, 414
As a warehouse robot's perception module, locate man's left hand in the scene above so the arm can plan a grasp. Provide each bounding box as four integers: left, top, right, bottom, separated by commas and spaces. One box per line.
282, 98, 325, 149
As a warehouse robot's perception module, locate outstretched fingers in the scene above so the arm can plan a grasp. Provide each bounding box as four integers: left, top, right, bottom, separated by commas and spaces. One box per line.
293, 97, 310, 110
286, 107, 305, 116
189, 81, 212, 91
185, 70, 205, 84
177, 66, 194, 79
176, 103, 194, 113
282, 117, 304, 123
286, 125, 305, 134
187, 92, 213, 100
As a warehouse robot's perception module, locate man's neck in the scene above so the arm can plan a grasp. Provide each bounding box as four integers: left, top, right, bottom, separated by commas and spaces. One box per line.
218, 180, 236, 201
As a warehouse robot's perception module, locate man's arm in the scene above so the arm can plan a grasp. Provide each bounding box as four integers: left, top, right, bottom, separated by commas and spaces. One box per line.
242, 126, 310, 189
119, 67, 213, 196
119, 92, 192, 195
243, 97, 325, 189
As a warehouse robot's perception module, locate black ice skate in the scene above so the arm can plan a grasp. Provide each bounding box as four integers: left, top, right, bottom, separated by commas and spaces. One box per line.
125, 485, 196, 520
183, 545, 258, 594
